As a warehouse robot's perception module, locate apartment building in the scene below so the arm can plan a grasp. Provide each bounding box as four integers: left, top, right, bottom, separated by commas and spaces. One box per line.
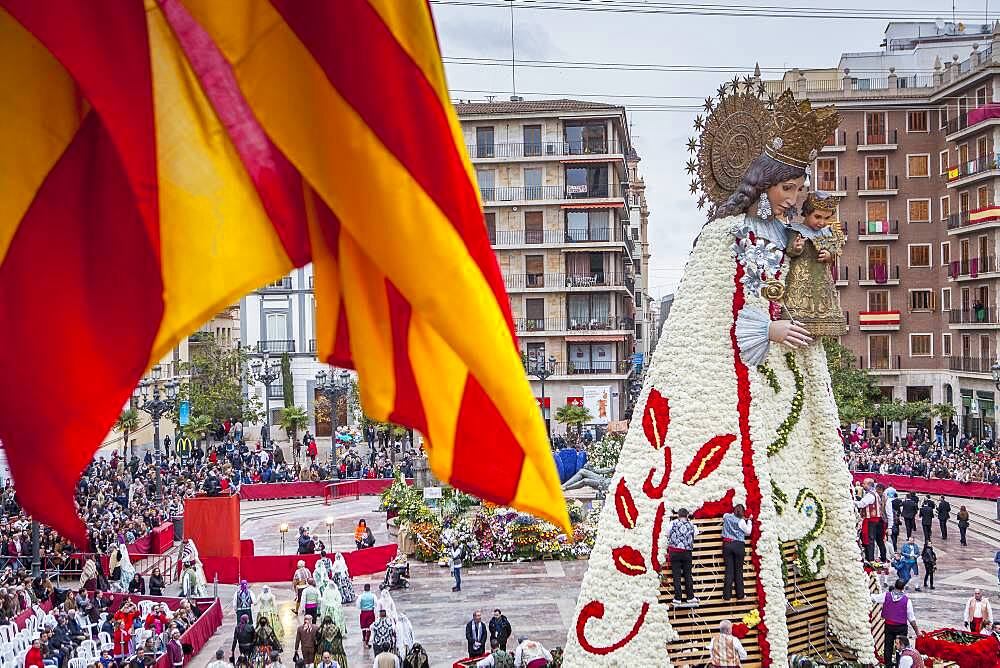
241, 266, 334, 437
766, 21, 1000, 437
627, 150, 655, 375
454, 99, 642, 434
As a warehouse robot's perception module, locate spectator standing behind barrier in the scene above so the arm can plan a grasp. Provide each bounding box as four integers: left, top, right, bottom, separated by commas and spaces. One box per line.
921, 540, 937, 590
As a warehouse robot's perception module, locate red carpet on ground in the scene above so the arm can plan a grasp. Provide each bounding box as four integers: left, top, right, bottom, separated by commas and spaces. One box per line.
852, 472, 1000, 500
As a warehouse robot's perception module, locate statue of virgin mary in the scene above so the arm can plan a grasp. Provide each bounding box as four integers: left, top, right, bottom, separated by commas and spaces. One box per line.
563, 80, 880, 666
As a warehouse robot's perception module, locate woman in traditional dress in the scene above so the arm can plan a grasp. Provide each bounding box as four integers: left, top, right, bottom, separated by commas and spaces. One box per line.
180, 539, 208, 594
254, 614, 281, 656
377, 590, 398, 625
319, 584, 346, 636
395, 610, 414, 659
313, 551, 333, 595
80, 557, 98, 592
563, 83, 880, 667
116, 544, 135, 593
315, 616, 349, 668
258, 585, 284, 640
331, 553, 356, 604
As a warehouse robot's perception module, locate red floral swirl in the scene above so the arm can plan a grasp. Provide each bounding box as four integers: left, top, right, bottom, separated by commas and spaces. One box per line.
576, 599, 650, 655
693, 488, 735, 519
614, 478, 639, 530
642, 446, 671, 499
650, 502, 665, 572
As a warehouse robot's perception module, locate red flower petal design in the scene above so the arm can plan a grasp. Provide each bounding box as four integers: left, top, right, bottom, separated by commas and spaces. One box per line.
693, 488, 736, 519
642, 445, 671, 499
614, 478, 639, 530
611, 545, 648, 576
642, 388, 670, 450
732, 623, 750, 639
682, 434, 736, 486
576, 599, 650, 656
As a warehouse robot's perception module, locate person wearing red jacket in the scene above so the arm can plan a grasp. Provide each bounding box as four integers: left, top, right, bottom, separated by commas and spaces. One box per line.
24, 637, 43, 668
112, 619, 130, 660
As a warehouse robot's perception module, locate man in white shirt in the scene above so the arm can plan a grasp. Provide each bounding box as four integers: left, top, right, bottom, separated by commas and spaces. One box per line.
513, 636, 552, 668
855, 479, 891, 562
708, 620, 748, 667
965, 589, 994, 633
894, 636, 923, 668
205, 649, 232, 668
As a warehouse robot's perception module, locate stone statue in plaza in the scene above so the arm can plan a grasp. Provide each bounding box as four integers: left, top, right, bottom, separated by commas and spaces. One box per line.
561, 464, 615, 494
563, 76, 879, 666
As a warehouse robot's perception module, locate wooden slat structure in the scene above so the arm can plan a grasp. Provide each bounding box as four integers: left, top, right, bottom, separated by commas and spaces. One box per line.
660, 518, 885, 667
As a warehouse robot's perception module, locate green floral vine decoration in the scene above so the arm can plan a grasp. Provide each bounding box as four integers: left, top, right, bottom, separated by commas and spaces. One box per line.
792, 488, 826, 581
757, 363, 781, 393
766, 352, 804, 456
772, 481, 788, 515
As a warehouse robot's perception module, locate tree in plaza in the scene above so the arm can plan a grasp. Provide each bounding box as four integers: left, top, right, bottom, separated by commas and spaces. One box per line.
278, 405, 309, 445
932, 402, 957, 422
280, 353, 294, 409
554, 404, 593, 446
823, 338, 881, 425
175, 339, 263, 435
183, 414, 213, 446
114, 408, 140, 457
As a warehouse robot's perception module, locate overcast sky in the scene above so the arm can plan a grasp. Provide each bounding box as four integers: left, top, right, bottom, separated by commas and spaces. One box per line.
430, 0, 974, 298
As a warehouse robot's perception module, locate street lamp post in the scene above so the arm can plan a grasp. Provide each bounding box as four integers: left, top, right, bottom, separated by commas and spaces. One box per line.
527, 355, 557, 442
316, 369, 352, 435
138, 365, 179, 502
30, 520, 40, 577
249, 350, 282, 450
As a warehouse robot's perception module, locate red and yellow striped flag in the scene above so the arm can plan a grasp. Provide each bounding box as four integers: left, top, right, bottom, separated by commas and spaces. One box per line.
0, 0, 569, 546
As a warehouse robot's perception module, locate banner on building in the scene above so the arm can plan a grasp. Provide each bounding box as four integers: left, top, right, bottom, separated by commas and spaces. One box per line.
178, 400, 190, 426
582, 386, 612, 425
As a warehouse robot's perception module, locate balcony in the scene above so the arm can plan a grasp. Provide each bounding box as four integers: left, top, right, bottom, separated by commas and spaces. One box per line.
858, 310, 901, 330
467, 139, 626, 161
266, 385, 285, 400
260, 276, 292, 291
309, 339, 317, 353
946, 102, 1000, 140
946, 206, 1000, 233
514, 316, 635, 334
480, 183, 629, 205
833, 265, 849, 286
257, 340, 295, 354
538, 360, 632, 377
947, 155, 1000, 188
948, 307, 1000, 327
821, 129, 847, 153
946, 256, 998, 280
856, 128, 898, 151
503, 272, 634, 290
857, 220, 899, 240
858, 265, 900, 286
858, 354, 901, 372
856, 174, 899, 196
949, 356, 996, 374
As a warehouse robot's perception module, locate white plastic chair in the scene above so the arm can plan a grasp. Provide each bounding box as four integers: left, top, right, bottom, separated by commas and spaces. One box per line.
137, 600, 155, 618
97, 632, 113, 653
76, 639, 97, 660
68, 658, 90, 668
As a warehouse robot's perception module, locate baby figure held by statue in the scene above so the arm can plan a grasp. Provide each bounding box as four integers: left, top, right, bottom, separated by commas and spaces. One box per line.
782, 191, 847, 337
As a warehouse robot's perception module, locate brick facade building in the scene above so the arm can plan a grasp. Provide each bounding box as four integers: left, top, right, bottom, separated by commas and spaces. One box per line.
767, 24, 1000, 437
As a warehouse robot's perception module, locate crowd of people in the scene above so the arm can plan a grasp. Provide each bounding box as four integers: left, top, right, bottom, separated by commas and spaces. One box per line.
846, 420, 1000, 484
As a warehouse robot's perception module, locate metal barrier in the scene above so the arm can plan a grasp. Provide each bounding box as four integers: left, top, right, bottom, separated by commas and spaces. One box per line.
323, 481, 361, 505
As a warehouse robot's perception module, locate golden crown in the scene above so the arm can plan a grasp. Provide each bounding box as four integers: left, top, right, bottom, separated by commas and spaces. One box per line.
764, 91, 840, 169
806, 191, 841, 212
686, 72, 841, 216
